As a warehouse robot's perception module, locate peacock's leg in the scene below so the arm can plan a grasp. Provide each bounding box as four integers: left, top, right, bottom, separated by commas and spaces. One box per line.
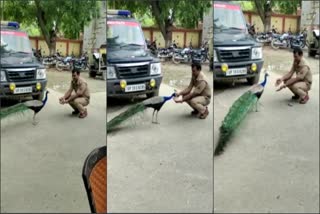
32, 113, 38, 125
151, 109, 155, 123
155, 111, 160, 124
255, 100, 258, 112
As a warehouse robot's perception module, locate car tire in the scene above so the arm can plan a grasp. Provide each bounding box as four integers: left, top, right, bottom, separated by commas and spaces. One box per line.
89, 71, 97, 78
308, 44, 317, 57
247, 74, 260, 85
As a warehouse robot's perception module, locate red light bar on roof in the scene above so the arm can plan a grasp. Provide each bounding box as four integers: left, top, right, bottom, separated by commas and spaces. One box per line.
214, 3, 240, 10
107, 21, 139, 26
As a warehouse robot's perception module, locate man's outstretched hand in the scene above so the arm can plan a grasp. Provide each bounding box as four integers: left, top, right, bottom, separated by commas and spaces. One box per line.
275, 78, 282, 87
174, 96, 183, 103
276, 84, 286, 92
59, 97, 66, 104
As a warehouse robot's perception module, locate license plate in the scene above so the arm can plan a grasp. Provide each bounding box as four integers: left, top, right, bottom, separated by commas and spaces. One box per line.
13, 87, 32, 94
226, 68, 247, 76
125, 84, 146, 92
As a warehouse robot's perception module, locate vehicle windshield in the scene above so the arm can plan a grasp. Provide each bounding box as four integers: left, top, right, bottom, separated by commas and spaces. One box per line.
107, 20, 145, 48
213, 3, 246, 31
0, 31, 33, 55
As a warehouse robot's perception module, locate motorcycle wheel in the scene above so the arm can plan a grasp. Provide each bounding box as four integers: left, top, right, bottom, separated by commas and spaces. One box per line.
56, 61, 64, 71
172, 53, 181, 64
271, 39, 280, 50
68, 64, 74, 72
201, 55, 206, 63
256, 37, 266, 43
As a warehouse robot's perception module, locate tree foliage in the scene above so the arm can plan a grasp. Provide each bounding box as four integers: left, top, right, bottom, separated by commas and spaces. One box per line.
108, 0, 211, 47
275, 0, 300, 14
2, 0, 100, 54
252, 0, 300, 32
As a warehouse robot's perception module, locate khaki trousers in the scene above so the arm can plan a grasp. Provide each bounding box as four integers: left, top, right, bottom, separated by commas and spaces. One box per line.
286, 81, 311, 98
186, 96, 210, 113
69, 97, 89, 113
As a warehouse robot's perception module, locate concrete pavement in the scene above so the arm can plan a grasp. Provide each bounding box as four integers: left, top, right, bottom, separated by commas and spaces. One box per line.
107, 83, 213, 212
214, 72, 319, 213
1, 89, 106, 212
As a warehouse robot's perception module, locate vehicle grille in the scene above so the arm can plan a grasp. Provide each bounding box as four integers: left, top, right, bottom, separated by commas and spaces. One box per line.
7, 69, 36, 82
218, 49, 250, 62
117, 64, 149, 79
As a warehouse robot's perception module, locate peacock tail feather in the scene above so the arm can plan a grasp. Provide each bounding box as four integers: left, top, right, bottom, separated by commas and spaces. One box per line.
0, 103, 30, 120
214, 91, 258, 155
107, 102, 146, 132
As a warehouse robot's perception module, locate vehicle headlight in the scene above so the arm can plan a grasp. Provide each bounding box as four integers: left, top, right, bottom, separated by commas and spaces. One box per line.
107, 66, 117, 80
150, 63, 161, 75
251, 47, 262, 59
107, 66, 116, 79
0, 70, 7, 82
214, 50, 218, 62
36, 68, 46, 79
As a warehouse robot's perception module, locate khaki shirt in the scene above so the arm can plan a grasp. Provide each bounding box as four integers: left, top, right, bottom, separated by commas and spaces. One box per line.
188, 71, 211, 98
291, 58, 312, 85
70, 77, 90, 99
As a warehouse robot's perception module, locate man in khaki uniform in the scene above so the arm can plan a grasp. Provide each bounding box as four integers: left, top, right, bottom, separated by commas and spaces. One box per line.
174, 62, 211, 119
276, 47, 312, 104
59, 69, 90, 118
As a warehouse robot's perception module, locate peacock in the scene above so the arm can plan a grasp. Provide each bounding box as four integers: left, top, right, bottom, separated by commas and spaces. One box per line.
0, 90, 49, 125
214, 72, 269, 156
107, 93, 176, 132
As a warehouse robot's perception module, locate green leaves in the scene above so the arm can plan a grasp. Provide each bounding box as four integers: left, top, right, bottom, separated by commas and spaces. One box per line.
2, 0, 99, 39
274, 0, 300, 15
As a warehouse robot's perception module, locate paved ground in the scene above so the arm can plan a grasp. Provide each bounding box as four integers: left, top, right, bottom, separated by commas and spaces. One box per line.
107, 62, 213, 212
214, 48, 319, 213
0, 70, 106, 212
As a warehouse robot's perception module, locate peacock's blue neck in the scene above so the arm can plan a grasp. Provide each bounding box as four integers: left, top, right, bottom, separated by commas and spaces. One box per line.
260, 74, 268, 87
164, 94, 175, 102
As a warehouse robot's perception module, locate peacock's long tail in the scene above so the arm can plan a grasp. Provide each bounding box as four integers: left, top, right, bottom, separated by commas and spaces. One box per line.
0, 103, 30, 120
214, 91, 258, 155
107, 102, 146, 132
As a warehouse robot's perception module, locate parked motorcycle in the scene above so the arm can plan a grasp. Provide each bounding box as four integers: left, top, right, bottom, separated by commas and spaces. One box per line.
271, 32, 291, 49
146, 39, 158, 56
56, 55, 74, 71
157, 41, 177, 59
248, 24, 256, 38
73, 52, 89, 71
289, 33, 306, 49
32, 48, 42, 62
42, 52, 62, 66
200, 41, 209, 63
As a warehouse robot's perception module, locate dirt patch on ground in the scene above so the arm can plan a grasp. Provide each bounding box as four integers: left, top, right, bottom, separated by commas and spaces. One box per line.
262, 46, 319, 75
46, 68, 105, 94
161, 61, 213, 90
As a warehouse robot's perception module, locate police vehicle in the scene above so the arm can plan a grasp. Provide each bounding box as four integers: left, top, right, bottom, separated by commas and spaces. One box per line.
0, 21, 47, 100
107, 10, 162, 98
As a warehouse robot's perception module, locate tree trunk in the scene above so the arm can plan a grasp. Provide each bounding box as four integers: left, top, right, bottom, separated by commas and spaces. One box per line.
35, 0, 56, 56
164, 19, 173, 47
48, 41, 56, 55
150, 1, 173, 48
254, 0, 272, 33
264, 11, 272, 32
